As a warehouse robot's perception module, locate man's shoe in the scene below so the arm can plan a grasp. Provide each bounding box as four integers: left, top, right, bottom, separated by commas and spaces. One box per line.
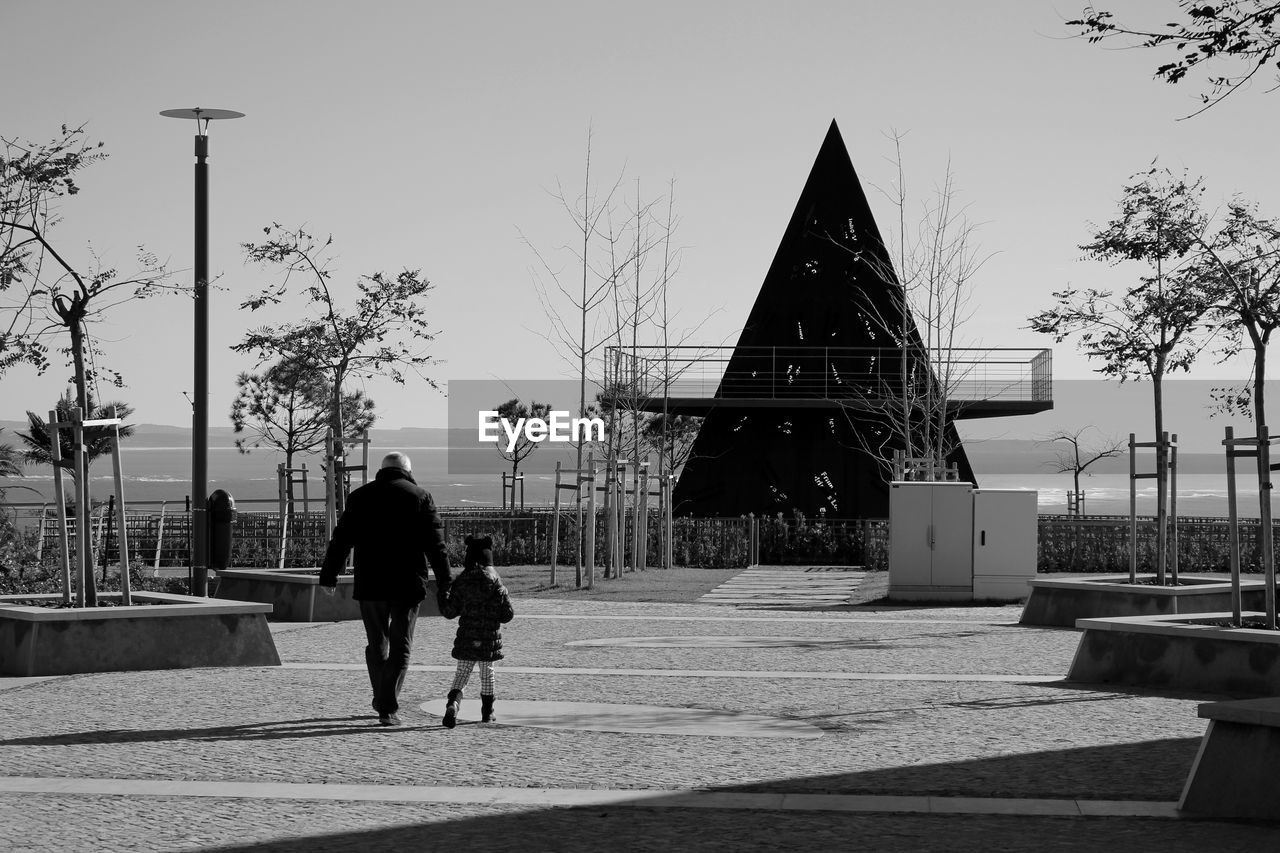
443, 689, 462, 729
379, 713, 402, 727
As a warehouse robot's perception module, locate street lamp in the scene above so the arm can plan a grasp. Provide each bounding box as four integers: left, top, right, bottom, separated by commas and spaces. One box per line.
160, 106, 244, 597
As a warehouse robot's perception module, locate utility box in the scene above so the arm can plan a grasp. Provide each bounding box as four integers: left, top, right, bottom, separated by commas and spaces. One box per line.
888, 481, 975, 601
972, 489, 1038, 601
888, 482, 1038, 602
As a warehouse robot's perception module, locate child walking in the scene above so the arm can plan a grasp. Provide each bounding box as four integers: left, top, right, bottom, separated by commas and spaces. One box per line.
440, 534, 515, 728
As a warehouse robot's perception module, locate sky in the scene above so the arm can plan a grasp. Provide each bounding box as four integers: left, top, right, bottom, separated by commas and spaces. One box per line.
3, 0, 1279, 438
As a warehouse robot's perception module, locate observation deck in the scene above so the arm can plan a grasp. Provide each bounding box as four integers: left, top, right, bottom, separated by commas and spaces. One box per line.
604, 346, 1053, 420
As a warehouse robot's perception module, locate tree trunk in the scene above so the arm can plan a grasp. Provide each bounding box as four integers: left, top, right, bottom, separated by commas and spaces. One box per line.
284, 448, 296, 514
68, 316, 97, 607
330, 367, 346, 517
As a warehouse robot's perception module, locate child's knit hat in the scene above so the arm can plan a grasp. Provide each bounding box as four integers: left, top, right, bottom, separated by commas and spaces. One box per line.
464, 534, 494, 569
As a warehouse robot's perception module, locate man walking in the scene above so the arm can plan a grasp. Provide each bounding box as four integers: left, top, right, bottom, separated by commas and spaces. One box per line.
320, 452, 452, 726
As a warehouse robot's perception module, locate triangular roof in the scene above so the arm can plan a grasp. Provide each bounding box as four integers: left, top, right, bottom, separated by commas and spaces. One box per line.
673, 120, 973, 517
726, 118, 917, 362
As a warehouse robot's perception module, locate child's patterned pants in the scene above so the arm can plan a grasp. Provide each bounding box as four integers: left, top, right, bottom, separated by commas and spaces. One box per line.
450, 660, 495, 695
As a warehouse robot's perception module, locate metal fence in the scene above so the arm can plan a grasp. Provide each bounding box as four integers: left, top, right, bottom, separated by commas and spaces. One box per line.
0, 503, 756, 572
6, 501, 1276, 574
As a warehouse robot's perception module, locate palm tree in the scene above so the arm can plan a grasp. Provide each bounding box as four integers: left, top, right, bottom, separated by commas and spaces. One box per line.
0, 429, 24, 479
18, 390, 135, 489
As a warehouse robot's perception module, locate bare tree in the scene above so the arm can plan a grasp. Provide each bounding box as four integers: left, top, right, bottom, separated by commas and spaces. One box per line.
1039, 426, 1125, 513
523, 130, 632, 475
827, 133, 989, 481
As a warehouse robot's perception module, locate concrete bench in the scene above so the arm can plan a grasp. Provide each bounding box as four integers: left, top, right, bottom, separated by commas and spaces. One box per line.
1180, 697, 1280, 820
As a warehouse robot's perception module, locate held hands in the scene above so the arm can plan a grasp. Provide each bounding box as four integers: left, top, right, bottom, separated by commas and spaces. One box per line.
321, 585, 337, 597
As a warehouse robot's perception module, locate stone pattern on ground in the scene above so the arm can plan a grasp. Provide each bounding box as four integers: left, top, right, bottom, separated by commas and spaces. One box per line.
1, 578, 1269, 850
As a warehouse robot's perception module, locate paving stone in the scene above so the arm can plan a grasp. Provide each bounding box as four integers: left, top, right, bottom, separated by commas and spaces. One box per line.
0, 569, 1267, 850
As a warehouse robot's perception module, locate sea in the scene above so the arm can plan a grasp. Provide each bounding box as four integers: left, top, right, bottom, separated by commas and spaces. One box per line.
1, 444, 1271, 518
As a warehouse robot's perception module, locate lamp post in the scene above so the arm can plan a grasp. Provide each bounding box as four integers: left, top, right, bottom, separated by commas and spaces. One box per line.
161, 107, 244, 596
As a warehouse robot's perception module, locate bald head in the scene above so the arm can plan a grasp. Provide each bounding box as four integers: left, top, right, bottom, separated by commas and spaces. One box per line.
381, 452, 412, 473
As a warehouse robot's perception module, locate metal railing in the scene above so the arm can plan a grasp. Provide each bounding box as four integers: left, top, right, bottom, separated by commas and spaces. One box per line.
604, 345, 1052, 405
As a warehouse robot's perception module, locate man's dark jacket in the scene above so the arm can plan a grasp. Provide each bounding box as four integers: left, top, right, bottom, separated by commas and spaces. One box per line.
319, 467, 452, 602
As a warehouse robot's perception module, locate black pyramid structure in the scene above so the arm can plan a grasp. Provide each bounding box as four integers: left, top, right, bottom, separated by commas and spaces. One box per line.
671, 121, 975, 518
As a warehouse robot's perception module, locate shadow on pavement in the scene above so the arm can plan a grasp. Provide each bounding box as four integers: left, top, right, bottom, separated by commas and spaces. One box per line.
192, 809, 1278, 853
0, 716, 422, 746
714, 737, 1202, 801
188, 738, 1267, 853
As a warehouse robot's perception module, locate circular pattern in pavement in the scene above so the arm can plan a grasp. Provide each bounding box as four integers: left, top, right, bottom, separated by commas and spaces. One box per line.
419, 699, 823, 739
566, 636, 886, 649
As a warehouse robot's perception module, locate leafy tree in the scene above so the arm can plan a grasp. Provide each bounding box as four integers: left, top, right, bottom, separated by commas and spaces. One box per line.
234, 224, 437, 514
1069, 2, 1280, 116
0, 124, 169, 413
1187, 201, 1280, 625
1030, 166, 1209, 581
230, 358, 376, 507
493, 398, 553, 483
640, 412, 701, 480
1189, 200, 1280, 426
18, 390, 135, 489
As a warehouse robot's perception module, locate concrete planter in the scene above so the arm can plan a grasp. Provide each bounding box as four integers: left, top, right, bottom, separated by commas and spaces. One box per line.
1019, 574, 1268, 628
214, 568, 440, 622
0, 592, 279, 677
1068, 612, 1280, 696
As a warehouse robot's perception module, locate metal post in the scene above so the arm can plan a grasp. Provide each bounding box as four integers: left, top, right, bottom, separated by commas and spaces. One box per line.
72, 407, 93, 606
1156, 430, 1168, 585
550, 461, 561, 586
325, 427, 337, 541
155, 502, 167, 574
602, 458, 614, 579
109, 407, 131, 605
585, 451, 596, 588
48, 410, 71, 606
1128, 433, 1137, 584
1261, 426, 1276, 630
630, 461, 641, 572
190, 133, 210, 597
1169, 433, 1178, 586
637, 462, 649, 572
1225, 426, 1242, 626
277, 463, 288, 569
616, 460, 627, 573
665, 475, 674, 569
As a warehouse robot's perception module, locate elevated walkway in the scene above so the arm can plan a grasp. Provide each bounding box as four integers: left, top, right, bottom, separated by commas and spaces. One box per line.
606, 345, 1053, 420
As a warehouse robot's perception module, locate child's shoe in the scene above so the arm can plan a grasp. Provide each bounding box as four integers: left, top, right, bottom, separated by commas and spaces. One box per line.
481, 694, 496, 723
443, 689, 462, 729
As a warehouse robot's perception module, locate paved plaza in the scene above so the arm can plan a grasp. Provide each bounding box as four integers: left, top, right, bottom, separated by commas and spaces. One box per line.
1, 567, 1276, 851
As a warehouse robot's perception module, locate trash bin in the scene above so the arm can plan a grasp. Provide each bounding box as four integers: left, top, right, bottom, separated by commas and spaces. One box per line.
208, 489, 237, 572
